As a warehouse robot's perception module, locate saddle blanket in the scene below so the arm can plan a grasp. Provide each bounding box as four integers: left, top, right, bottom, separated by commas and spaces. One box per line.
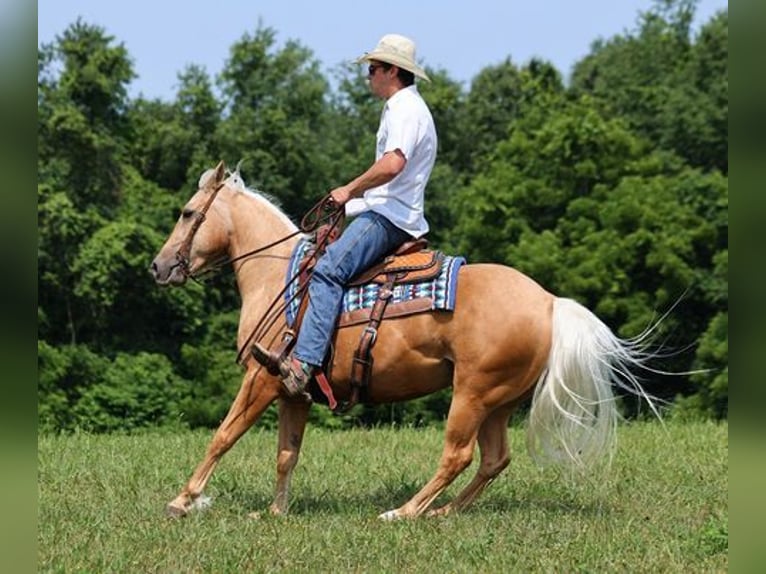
285, 237, 466, 328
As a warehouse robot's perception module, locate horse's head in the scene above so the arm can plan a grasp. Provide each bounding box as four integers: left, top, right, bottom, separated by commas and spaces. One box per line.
150, 161, 232, 286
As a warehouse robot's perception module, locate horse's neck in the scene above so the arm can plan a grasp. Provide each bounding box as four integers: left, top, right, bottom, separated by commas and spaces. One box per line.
227, 191, 301, 345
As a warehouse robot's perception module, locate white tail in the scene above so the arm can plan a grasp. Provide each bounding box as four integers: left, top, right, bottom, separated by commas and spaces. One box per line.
526, 297, 661, 469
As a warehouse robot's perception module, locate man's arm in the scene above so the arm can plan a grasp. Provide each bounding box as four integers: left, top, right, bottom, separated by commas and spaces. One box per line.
329, 150, 406, 206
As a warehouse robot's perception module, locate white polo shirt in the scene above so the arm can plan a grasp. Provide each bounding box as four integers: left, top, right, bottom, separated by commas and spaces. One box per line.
345, 85, 437, 238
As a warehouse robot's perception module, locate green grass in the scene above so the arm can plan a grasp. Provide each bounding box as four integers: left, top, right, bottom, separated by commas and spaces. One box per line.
38, 421, 727, 573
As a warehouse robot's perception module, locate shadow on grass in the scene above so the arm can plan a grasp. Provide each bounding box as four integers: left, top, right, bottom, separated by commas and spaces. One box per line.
213, 480, 615, 518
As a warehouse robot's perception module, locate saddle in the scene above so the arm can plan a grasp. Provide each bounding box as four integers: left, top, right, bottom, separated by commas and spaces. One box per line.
252, 236, 442, 412
348, 243, 442, 287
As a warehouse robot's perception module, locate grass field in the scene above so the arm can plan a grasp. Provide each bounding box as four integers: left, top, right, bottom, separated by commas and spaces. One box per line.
38, 421, 727, 572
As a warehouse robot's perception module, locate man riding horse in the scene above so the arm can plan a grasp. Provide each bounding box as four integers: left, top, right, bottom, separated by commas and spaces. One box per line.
150, 34, 660, 520
254, 34, 437, 400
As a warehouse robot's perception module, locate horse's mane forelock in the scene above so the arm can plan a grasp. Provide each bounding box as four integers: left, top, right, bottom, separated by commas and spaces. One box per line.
224, 168, 248, 194
198, 161, 250, 195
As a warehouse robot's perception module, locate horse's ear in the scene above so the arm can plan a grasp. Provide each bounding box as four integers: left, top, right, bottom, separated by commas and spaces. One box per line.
212, 160, 226, 184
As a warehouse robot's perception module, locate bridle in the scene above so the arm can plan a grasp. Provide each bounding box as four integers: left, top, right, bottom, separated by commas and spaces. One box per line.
172, 177, 344, 363
174, 180, 227, 279
175, 180, 341, 279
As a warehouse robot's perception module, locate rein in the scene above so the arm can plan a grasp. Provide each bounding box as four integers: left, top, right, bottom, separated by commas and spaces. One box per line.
234, 196, 343, 364
173, 183, 343, 365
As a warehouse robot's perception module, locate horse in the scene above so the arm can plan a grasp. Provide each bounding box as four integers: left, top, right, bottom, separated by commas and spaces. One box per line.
150, 161, 659, 520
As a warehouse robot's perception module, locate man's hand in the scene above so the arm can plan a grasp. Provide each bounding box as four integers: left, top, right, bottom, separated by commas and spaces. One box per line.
328, 150, 406, 207
329, 184, 354, 207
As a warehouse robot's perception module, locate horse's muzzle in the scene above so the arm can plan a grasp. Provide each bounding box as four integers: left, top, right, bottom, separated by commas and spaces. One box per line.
149, 257, 187, 286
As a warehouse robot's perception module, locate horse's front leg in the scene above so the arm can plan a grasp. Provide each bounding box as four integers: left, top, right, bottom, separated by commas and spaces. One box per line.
265, 398, 311, 516
167, 366, 280, 517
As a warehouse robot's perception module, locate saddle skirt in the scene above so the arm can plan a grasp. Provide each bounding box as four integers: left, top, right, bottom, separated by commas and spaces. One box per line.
285, 237, 466, 329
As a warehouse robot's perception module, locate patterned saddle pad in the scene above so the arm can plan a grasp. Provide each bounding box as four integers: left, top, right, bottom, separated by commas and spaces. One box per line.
285, 238, 466, 328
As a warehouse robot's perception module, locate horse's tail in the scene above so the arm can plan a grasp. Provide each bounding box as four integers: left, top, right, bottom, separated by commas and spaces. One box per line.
526, 297, 661, 470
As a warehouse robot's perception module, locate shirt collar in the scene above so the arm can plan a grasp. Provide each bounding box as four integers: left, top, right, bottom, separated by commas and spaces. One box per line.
385, 84, 418, 110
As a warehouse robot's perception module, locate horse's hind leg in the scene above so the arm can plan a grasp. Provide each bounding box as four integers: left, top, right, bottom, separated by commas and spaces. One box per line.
379, 393, 487, 520
427, 403, 516, 517
167, 367, 280, 517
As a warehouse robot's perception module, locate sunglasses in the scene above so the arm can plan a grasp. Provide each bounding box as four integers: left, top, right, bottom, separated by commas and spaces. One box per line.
368, 63, 388, 76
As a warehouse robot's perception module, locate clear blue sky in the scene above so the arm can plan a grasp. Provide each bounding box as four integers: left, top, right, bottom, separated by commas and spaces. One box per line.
38, 0, 726, 100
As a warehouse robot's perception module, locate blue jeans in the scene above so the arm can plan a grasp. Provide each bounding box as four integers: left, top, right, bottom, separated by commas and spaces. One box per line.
293, 211, 411, 367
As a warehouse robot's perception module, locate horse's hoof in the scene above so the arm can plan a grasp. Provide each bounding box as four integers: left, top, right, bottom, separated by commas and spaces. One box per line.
378, 509, 401, 521
190, 494, 212, 511
166, 502, 188, 518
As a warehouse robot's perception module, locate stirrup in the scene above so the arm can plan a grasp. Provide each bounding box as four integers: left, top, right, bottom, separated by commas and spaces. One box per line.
251, 331, 296, 376
251, 343, 282, 376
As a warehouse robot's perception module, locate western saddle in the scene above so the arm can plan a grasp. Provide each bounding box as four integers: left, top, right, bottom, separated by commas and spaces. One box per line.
252, 235, 443, 412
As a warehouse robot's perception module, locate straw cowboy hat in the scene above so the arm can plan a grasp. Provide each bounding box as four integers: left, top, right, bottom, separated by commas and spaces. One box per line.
356, 34, 431, 82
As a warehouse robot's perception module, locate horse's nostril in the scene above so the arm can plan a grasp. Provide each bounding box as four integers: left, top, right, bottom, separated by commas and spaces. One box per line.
149, 260, 159, 278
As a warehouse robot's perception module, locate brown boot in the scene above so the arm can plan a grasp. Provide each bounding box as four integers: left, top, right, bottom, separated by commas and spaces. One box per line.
277, 356, 314, 402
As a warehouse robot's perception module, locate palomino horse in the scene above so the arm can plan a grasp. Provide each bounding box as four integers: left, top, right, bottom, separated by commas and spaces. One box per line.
150, 162, 657, 520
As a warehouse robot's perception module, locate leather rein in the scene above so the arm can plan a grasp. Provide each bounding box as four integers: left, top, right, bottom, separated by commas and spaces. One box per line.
173, 181, 343, 365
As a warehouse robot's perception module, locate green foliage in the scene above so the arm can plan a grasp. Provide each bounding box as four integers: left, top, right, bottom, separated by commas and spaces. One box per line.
72, 352, 190, 432
451, 96, 642, 264
38, 6, 727, 433
570, 1, 727, 173
38, 342, 192, 433
72, 219, 206, 353
38, 341, 109, 433
176, 312, 245, 428
685, 310, 728, 418
38, 19, 134, 214
450, 91, 727, 407
37, 184, 104, 343
128, 65, 221, 190
216, 25, 333, 217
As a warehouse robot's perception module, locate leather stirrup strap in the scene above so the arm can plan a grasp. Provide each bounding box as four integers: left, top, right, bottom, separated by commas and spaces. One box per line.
342, 274, 395, 411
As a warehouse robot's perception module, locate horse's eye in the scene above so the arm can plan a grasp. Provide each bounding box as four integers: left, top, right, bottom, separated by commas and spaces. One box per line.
181, 208, 194, 220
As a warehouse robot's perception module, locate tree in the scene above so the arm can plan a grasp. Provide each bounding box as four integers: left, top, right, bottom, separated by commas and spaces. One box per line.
216, 25, 333, 217
37, 184, 103, 344
38, 19, 135, 214
688, 9, 728, 173
129, 65, 222, 191
72, 352, 190, 433
570, 1, 727, 174
454, 58, 565, 177
448, 94, 635, 264
416, 69, 467, 247
325, 63, 382, 191
38, 20, 137, 345
455, 58, 524, 175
